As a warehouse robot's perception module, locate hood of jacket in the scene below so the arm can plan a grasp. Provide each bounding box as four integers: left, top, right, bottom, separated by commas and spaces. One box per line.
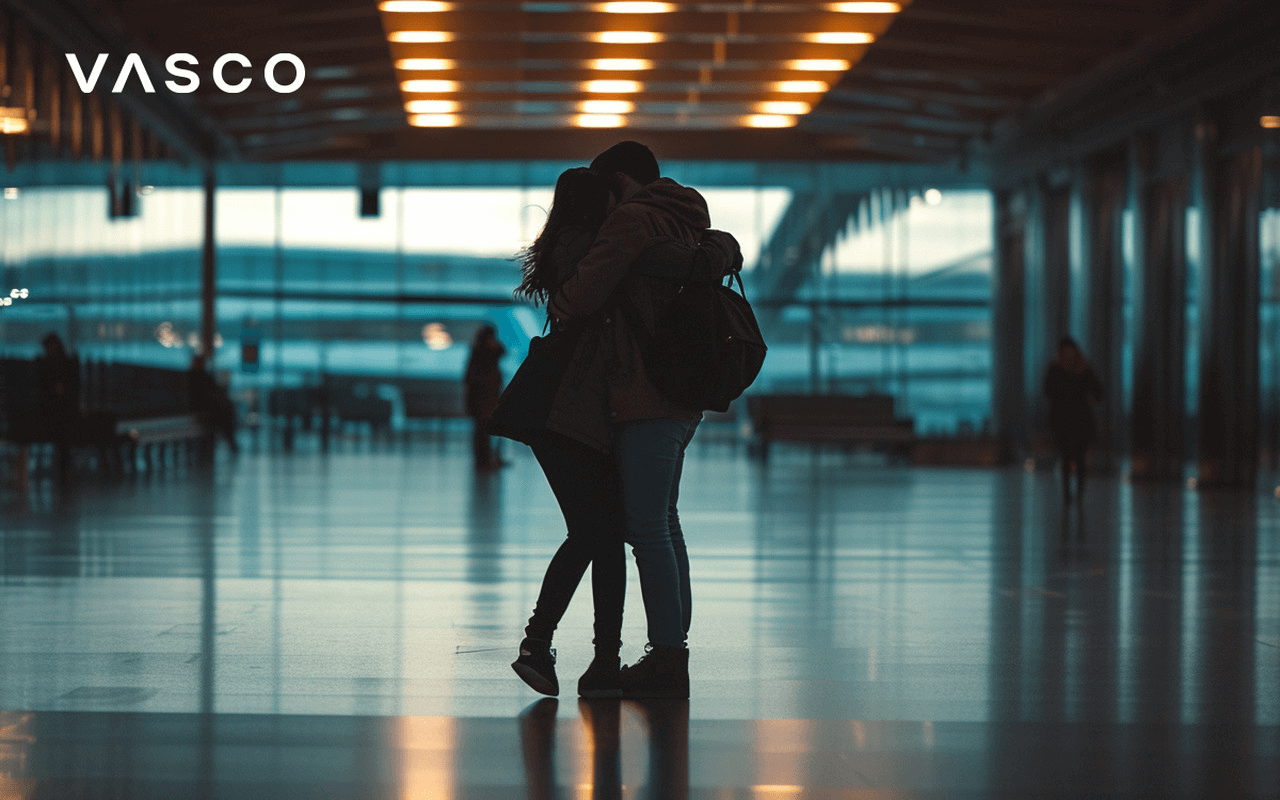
624, 178, 711, 231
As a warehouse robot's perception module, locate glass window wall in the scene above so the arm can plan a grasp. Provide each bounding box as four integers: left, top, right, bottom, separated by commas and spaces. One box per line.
769, 188, 994, 435
4, 162, 995, 437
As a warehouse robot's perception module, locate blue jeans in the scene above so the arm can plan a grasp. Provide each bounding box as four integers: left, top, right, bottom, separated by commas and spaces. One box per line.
613, 417, 700, 650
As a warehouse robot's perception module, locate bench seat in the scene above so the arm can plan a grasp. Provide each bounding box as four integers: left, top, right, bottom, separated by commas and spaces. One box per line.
747, 393, 915, 458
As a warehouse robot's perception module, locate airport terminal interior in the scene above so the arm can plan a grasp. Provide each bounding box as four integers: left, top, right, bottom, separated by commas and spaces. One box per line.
1, 0, 1279, 796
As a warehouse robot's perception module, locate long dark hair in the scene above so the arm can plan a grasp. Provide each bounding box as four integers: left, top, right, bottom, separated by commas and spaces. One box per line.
515, 167, 612, 305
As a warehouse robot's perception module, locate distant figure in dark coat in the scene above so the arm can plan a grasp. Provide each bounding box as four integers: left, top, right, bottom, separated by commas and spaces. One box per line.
465, 325, 506, 469
189, 355, 239, 454
1043, 336, 1104, 504
35, 333, 81, 482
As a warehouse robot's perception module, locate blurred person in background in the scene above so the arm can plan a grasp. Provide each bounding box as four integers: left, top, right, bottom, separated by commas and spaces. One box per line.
464, 325, 506, 470
1043, 336, 1103, 504
36, 332, 81, 483
189, 354, 239, 456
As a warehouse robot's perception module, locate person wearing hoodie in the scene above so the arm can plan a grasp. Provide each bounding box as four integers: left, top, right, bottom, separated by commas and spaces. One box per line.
548, 141, 710, 699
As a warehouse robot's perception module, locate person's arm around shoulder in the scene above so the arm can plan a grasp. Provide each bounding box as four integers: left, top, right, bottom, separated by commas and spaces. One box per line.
548, 204, 649, 323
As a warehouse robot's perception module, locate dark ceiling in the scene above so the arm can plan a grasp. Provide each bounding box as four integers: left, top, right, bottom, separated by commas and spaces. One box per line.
5, 0, 1264, 163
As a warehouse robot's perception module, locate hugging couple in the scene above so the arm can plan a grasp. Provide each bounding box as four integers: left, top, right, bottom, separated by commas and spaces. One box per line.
490, 141, 742, 700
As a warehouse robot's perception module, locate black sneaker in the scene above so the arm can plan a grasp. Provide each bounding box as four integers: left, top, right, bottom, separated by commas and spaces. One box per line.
512, 637, 558, 696
578, 653, 622, 698
618, 645, 689, 699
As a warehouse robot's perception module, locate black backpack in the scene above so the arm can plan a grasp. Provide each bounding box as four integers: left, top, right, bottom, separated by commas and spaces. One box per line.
628, 231, 767, 413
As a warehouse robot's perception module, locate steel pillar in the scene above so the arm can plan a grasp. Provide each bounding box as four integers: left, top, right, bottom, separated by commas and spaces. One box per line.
1197, 146, 1262, 487
992, 189, 1027, 460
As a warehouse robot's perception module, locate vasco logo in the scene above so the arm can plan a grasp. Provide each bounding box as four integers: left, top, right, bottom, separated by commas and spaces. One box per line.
65, 53, 306, 95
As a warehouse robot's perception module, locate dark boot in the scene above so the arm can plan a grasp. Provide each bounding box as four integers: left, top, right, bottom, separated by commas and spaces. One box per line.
618, 645, 689, 699
512, 637, 558, 696
578, 652, 622, 698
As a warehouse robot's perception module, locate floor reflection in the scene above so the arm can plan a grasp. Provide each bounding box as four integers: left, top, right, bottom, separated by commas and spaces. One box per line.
519, 698, 688, 800
0, 441, 1276, 797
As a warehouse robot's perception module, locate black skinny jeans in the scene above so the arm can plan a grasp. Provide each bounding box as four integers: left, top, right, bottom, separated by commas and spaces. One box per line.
524, 431, 626, 654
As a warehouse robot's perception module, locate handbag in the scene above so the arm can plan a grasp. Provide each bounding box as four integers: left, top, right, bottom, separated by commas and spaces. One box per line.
486, 324, 581, 445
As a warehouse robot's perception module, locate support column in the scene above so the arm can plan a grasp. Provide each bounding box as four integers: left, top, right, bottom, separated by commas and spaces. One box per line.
1021, 181, 1071, 458
1081, 152, 1128, 465
1198, 146, 1262, 487
201, 166, 216, 364
1129, 157, 1189, 480
992, 189, 1027, 460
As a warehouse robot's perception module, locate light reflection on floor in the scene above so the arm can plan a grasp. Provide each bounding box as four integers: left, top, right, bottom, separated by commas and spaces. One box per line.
0, 432, 1277, 797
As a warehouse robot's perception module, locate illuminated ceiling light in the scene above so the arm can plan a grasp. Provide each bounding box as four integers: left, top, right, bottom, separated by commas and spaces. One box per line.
774, 80, 828, 93
579, 99, 635, 113
925, 188, 942, 205
380, 1, 451, 10
401, 79, 460, 92
3, 187, 19, 199
0, 107, 31, 135
742, 114, 796, 128
756, 101, 811, 115
788, 59, 851, 71
807, 31, 875, 44
387, 31, 454, 43
590, 58, 654, 70
575, 113, 627, 128
396, 58, 457, 70
596, 2, 676, 12
1262, 115, 1280, 129
583, 79, 643, 93
593, 31, 664, 43
829, 2, 902, 12
406, 99, 460, 113
409, 113, 461, 127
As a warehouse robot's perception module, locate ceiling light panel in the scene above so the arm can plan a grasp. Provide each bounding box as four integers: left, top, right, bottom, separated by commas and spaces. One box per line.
379, 1, 452, 11
380, 0, 910, 130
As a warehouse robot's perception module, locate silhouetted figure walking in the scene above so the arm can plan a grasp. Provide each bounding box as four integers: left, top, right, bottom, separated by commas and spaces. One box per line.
1043, 336, 1103, 504
189, 355, 239, 455
35, 333, 80, 483
465, 325, 506, 469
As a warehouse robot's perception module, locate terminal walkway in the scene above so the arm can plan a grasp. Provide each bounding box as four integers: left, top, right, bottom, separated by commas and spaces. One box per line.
0, 438, 1276, 797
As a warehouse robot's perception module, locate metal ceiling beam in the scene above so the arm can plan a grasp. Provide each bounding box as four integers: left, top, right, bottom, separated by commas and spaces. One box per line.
851, 48, 1070, 87
806, 110, 984, 139
845, 63, 1056, 92
820, 93, 999, 124
991, 0, 1280, 183
825, 85, 1024, 113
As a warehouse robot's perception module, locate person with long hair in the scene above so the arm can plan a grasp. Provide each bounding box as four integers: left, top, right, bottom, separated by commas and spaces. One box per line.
509, 167, 628, 697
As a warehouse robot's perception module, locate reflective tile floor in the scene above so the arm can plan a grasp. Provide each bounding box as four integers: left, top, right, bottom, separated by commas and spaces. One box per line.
1, 432, 1278, 798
